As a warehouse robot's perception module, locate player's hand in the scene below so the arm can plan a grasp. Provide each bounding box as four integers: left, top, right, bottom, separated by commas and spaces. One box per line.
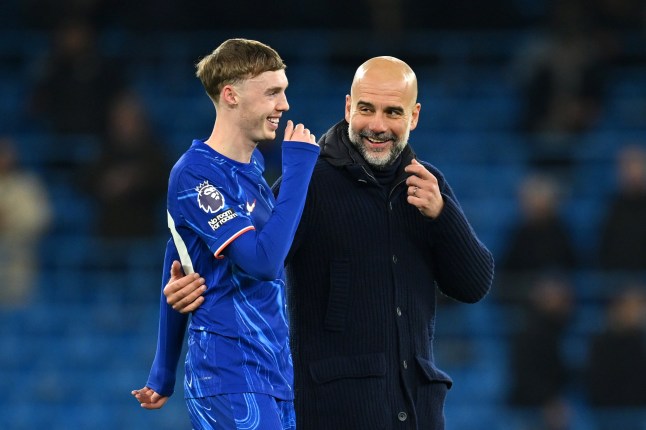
283, 120, 317, 146
404, 159, 444, 218
163, 260, 206, 314
131, 386, 169, 410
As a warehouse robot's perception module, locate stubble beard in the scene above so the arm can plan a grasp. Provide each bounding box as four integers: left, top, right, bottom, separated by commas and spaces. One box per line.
348, 127, 409, 170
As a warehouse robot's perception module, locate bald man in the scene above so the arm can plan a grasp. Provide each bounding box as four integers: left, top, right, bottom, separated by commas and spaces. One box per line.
164, 56, 494, 429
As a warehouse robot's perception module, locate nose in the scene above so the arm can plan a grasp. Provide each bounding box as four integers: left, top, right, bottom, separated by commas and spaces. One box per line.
368, 112, 387, 133
277, 93, 289, 112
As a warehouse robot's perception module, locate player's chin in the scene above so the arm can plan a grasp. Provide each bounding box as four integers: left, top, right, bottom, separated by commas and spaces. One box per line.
262, 129, 277, 141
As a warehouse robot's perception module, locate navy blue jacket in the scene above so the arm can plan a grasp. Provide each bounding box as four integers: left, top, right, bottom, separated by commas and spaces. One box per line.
282, 120, 494, 430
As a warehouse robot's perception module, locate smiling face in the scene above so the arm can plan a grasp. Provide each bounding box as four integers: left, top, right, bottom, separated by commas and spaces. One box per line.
233, 69, 290, 142
345, 57, 420, 169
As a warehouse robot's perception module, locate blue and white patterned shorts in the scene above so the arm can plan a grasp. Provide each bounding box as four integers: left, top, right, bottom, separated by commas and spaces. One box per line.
186, 392, 296, 430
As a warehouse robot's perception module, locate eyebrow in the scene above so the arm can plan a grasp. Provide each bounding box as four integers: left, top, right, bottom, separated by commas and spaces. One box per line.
357, 100, 405, 115
265, 85, 287, 95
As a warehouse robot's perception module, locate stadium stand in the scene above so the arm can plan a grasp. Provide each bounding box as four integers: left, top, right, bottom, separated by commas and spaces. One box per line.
0, 5, 645, 428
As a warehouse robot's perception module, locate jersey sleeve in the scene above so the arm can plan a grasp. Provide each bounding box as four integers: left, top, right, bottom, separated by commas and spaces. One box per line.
226, 140, 319, 279
172, 162, 255, 259
146, 240, 189, 397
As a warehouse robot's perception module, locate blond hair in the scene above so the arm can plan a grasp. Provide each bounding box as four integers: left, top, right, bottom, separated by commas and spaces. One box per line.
195, 38, 286, 104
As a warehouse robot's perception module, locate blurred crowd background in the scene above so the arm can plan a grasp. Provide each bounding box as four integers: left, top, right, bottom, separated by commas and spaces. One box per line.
0, 0, 645, 429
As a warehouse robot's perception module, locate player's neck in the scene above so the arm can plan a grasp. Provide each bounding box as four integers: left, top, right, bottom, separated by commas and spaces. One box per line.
205, 121, 256, 164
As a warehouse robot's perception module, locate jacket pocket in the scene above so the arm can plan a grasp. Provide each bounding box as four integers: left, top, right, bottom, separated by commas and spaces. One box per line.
309, 353, 388, 429
415, 355, 453, 388
415, 355, 452, 430
310, 352, 387, 384
324, 259, 351, 332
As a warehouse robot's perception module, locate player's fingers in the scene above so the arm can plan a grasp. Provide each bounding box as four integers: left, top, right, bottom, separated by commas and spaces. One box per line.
140, 392, 169, 409
283, 120, 294, 139
288, 123, 305, 140
132, 388, 153, 403
141, 397, 168, 410
132, 386, 150, 395
291, 124, 315, 143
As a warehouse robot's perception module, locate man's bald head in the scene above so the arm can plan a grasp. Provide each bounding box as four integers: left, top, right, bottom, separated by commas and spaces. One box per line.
351, 56, 418, 105
345, 56, 421, 169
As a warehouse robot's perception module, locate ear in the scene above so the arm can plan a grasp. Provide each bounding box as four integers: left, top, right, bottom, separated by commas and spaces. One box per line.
221, 85, 238, 106
344, 94, 352, 123
409, 103, 421, 131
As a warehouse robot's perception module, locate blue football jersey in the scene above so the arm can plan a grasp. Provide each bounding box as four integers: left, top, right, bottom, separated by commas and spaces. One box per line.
167, 139, 293, 400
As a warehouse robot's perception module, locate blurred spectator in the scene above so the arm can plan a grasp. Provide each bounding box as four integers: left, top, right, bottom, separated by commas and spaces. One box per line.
584, 286, 646, 429
515, 1, 606, 134
497, 173, 578, 300
28, 17, 125, 137
597, 144, 646, 272
0, 137, 52, 306
507, 275, 574, 430
512, 0, 607, 176
82, 90, 169, 241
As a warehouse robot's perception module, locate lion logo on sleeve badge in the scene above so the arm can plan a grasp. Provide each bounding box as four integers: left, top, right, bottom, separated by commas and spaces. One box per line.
196, 181, 225, 213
